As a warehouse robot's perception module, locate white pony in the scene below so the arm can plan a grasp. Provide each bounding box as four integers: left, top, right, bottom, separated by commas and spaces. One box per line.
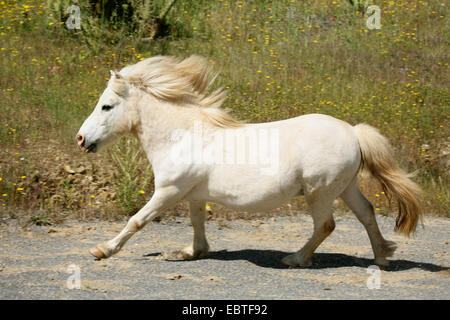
77, 55, 423, 268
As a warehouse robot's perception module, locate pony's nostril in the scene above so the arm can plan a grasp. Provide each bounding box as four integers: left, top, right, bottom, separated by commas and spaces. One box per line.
77, 134, 85, 147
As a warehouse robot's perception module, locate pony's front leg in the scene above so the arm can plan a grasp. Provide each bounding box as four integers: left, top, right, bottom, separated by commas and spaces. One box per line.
178, 200, 209, 260
89, 186, 183, 259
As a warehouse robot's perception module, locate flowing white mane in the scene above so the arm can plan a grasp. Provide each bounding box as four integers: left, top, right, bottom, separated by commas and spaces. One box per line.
117, 55, 242, 128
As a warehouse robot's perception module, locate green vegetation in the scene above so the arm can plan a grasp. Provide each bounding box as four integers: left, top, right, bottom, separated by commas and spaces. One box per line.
0, 0, 448, 223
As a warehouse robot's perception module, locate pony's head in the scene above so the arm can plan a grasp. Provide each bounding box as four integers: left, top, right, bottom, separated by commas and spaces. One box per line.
76, 55, 241, 153
76, 71, 137, 153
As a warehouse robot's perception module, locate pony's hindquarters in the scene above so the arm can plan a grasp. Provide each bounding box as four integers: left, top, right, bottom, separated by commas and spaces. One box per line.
354, 124, 424, 236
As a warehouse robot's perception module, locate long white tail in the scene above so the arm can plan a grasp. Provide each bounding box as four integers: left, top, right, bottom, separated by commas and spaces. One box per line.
354, 123, 424, 236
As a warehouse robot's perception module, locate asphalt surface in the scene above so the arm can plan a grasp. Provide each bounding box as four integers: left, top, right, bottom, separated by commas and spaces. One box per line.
0, 213, 448, 299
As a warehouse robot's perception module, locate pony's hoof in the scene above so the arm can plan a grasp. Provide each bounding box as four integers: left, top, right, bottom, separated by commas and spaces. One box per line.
377, 265, 388, 271
89, 246, 107, 260
169, 245, 209, 260
281, 254, 312, 268
374, 258, 389, 270
182, 246, 209, 260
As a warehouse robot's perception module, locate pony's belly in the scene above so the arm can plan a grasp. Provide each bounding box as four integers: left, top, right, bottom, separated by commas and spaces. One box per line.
187, 179, 301, 213
209, 197, 290, 212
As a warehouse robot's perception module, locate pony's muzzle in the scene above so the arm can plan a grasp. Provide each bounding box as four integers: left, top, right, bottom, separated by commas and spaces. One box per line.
77, 133, 97, 153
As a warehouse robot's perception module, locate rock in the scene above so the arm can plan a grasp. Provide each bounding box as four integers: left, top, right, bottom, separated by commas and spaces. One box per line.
63, 165, 75, 174
76, 166, 87, 174
252, 221, 264, 228
166, 274, 183, 280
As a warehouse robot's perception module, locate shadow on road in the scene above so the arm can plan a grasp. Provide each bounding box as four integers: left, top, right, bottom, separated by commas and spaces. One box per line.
192, 249, 450, 272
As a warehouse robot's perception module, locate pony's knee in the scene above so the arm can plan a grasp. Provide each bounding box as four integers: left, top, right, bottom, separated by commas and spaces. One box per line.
128, 217, 144, 232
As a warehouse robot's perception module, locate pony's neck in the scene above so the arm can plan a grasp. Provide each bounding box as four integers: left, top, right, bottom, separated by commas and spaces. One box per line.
132, 96, 201, 166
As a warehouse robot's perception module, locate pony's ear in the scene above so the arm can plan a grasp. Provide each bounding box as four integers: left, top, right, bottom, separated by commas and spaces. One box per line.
109, 71, 128, 97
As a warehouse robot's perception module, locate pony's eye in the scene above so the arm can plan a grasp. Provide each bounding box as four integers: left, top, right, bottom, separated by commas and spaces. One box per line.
102, 105, 114, 111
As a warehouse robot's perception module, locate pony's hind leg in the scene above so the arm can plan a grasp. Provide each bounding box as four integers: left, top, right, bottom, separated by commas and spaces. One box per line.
340, 181, 397, 268
176, 200, 210, 260
282, 198, 335, 268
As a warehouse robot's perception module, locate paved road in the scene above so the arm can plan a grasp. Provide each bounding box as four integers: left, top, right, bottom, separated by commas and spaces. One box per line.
0, 213, 448, 299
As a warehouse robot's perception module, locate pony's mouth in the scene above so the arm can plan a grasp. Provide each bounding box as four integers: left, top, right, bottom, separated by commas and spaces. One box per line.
80, 143, 97, 153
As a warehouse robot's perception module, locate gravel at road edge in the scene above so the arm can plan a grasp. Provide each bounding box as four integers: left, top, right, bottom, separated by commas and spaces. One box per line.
0, 213, 448, 299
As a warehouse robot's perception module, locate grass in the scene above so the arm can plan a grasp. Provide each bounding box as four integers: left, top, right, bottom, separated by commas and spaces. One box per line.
0, 0, 448, 223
